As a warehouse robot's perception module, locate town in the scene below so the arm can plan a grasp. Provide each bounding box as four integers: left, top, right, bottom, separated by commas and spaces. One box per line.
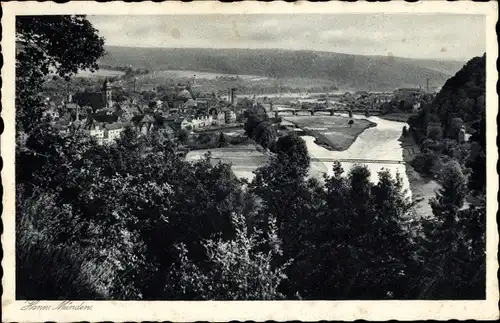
25, 74, 439, 150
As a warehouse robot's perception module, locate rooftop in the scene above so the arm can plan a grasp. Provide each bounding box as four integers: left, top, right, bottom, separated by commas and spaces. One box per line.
105, 122, 130, 130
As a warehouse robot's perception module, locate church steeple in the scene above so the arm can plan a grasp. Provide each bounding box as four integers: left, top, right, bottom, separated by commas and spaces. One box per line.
102, 78, 113, 108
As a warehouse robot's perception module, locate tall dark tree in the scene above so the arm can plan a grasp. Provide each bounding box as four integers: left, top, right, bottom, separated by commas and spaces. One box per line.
284, 165, 416, 300
249, 134, 315, 296
273, 134, 311, 178
252, 121, 277, 149
16, 15, 106, 133
243, 104, 269, 137
419, 161, 485, 299
429, 161, 467, 223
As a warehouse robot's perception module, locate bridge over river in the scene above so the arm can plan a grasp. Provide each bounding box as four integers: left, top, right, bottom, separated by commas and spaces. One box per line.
310, 158, 405, 164
272, 108, 382, 117
210, 156, 405, 165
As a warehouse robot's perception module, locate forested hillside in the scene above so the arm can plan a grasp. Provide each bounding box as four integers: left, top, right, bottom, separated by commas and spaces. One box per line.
433, 54, 486, 127
402, 54, 487, 299
408, 54, 486, 196
99, 46, 463, 91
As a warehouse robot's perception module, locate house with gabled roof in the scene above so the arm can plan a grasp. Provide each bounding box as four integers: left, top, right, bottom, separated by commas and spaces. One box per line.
151, 121, 175, 139
165, 114, 180, 128
131, 113, 156, 136
82, 119, 106, 144
172, 117, 192, 131
104, 121, 130, 143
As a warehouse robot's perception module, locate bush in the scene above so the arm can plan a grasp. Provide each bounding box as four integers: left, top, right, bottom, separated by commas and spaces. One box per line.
421, 139, 439, 152
16, 191, 105, 300
164, 213, 290, 300
16, 240, 105, 300
411, 151, 439, 176
177, 129, 189, 143
197, 133, 213, 145
427, 125, 443, 141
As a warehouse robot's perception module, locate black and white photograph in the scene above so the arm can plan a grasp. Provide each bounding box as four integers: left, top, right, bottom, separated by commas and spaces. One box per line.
2, 1, 498, 322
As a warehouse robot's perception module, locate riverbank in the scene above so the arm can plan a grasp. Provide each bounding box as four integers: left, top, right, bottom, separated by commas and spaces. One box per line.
399, 135, 439, 219
284, 115, 377, 151
379, 112, 415, 123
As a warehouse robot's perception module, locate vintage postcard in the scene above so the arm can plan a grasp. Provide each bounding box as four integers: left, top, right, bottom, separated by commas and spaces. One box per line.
1, 0, 498, 321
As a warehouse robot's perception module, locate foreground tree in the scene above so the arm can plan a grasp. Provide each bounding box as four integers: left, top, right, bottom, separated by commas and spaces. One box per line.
16, 15, 105, 133
429, 161, 467, 223
17, 124, 247, 299
250, 134, 312, 233
164, 213, 290, 300
283, 163, 417, 299
249, 134, 314, 284
416, 161, 484, 299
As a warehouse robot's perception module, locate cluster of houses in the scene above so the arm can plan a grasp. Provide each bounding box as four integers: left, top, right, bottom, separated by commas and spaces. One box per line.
340, 91, 392, 109
35, 77, 440, 148
339, 88, 437, 113
37, 79, 241, 146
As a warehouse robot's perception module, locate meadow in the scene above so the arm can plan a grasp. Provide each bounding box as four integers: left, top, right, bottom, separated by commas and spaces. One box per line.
283, 115, 376, 151
76, 68, 125, 78
185, 145, 269, 181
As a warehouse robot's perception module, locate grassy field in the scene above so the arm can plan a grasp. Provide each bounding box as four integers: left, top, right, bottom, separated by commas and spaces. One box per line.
185, 144, 268, 180
76, 68, 125, 78
284, 115, 376, 151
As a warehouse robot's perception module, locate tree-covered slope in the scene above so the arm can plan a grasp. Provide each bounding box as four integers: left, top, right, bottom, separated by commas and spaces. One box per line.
408, 54, 486, 195
432, 54, 486, 128
99, 46, 462, 91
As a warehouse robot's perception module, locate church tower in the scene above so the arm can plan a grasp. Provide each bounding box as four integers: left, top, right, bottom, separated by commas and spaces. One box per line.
102, 79, 113, 108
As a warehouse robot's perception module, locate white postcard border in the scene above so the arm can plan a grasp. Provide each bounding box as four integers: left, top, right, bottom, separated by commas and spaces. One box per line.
1, 1, 498, 321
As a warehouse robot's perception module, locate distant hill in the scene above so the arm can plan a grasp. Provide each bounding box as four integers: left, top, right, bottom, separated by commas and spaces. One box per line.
432, 54, 486, 125
99, 46, 465, 91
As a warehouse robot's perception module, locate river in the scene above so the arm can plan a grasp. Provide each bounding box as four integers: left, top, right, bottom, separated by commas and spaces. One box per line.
186, 114, 411, 198
305, 114, 411, 198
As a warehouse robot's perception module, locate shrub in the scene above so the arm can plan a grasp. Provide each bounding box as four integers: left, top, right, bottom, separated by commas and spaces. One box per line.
16, 191, 105, 300
177, 129, 189, 143
197, 133, 213, 145
411, 151, 439, 176
164, 213, 290, 300
427, 125, 443, 141
16, 239, 105, 300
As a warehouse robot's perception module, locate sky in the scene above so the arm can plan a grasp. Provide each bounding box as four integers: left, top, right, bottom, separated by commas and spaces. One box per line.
87, 14, 485, 61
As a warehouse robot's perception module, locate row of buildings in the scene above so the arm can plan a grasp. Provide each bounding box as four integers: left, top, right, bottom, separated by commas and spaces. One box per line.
40, 79, 242, 145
